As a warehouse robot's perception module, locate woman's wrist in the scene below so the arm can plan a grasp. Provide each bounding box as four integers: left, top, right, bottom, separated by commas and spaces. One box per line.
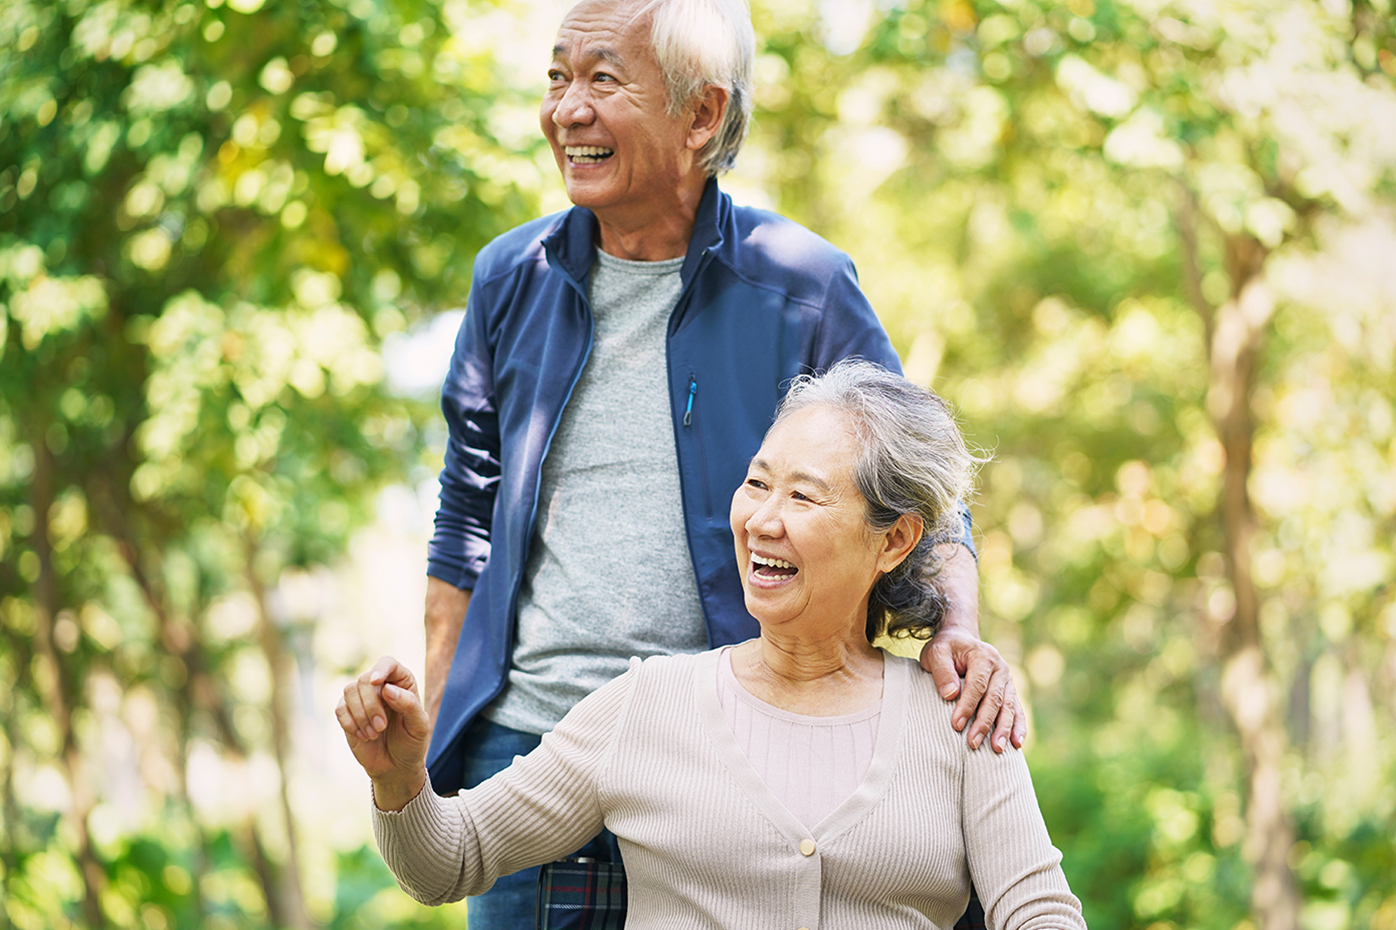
372, 769, 428, 812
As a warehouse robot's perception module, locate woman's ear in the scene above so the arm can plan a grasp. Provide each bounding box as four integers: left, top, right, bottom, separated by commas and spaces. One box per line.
877, 513, 924, 575
686, 84, 729, 152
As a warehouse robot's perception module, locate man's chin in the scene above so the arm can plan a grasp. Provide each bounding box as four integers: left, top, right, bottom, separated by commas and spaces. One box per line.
561, 178, 614, 211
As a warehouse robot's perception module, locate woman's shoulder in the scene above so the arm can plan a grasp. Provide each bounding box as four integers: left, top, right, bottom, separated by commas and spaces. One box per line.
883, 649, 931, 688
883, 649, 963, 732
553, 651, 711, 744
628, 648, 720, 682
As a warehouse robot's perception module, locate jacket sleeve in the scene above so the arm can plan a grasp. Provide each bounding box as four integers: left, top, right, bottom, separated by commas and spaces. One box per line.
372, 663, 635, 905
811, 257, 904, 376
426, 271, 501, 590
815, 256, 977, 556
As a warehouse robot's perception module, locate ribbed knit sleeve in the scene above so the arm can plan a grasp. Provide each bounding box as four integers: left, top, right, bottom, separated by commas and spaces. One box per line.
371, 659, 636, 905
958, 717, 1085, 930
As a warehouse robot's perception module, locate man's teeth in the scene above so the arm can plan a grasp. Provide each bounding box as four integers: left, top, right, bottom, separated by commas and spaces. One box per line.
752, 554, 794, 570
566, 146, 613, 163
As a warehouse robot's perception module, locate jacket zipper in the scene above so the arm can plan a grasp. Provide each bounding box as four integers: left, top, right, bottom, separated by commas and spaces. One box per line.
683, 376, 697, 427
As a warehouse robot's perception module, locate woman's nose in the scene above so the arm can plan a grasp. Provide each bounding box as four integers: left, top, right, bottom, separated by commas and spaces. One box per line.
745, 497, 783, 537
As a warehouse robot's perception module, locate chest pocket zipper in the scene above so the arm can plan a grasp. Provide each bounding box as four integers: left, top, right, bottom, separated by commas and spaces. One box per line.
683, 376, 697, 427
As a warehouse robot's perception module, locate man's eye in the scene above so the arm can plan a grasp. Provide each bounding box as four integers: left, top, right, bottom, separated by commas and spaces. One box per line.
745, 478, 766, 490
791, 491, 810, 502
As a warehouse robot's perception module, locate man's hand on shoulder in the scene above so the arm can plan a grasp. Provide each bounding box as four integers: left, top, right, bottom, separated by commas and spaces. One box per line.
920, 628, 1024, 753
918, 542, 1025, 753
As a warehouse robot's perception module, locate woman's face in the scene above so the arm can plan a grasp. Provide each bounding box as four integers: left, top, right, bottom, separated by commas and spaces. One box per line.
730, 405, 912, 638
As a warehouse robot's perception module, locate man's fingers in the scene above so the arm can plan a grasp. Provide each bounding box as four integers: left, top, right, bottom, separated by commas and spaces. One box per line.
923, 632, 1028, 752
953, 657, 994, 734
960, 666, 1006, 750
988, 683, 1017, 754
920, 638, 963, 701
1008, 679, 1027, 749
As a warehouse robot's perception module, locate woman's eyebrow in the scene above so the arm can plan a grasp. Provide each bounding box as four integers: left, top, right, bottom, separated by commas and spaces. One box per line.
749, 458, 832, 493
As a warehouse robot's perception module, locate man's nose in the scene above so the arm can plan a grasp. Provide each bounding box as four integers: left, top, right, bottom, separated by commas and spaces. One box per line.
553, 79, 594, 126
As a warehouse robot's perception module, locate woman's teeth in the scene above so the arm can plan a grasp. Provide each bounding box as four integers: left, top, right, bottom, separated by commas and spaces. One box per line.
752, 554, 796, 575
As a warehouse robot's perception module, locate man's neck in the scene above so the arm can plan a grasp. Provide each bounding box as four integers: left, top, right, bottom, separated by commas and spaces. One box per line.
594, 177, 708, 261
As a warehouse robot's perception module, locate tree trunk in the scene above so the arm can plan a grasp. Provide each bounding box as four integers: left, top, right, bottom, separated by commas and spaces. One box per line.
28, 435, 106, 929
1204, 232, 1302, 930
245, 534, 314, 930
1, 627, 26, 930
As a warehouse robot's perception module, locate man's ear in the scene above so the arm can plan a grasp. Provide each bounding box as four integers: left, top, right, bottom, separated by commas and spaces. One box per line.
686, 84, 729, 152
878, 513, 925, 575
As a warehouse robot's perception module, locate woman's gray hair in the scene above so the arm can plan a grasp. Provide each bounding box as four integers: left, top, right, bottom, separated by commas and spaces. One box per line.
632, 0, 755, 176
770, 359, 981, 643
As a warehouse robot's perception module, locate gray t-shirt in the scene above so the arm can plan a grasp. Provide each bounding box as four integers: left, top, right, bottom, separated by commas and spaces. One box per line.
482, 250, 709, 734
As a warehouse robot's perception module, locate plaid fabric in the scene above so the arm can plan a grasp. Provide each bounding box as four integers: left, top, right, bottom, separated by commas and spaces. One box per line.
536, 859, 628, 930
534, 859, 983, 929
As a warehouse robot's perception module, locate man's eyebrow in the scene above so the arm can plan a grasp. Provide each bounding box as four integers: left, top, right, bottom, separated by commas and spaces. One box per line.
551, 42, 627, 69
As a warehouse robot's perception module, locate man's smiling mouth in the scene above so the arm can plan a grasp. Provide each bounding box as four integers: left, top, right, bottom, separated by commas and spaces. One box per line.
565, 145, 614, 164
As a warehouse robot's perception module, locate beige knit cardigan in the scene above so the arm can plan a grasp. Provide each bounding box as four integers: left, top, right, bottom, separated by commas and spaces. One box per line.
373, 648, 1086, 930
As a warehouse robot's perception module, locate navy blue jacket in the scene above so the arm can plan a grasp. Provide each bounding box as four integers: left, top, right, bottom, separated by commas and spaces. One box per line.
425, 180, 919, 791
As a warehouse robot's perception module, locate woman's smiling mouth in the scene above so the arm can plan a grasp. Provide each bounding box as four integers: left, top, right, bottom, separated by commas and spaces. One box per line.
751, 553, 797, 580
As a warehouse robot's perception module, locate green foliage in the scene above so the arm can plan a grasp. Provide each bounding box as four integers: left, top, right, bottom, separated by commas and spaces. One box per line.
3, 0, 1395, 928
2, 0, 542, 925
743, 0, 1396, 928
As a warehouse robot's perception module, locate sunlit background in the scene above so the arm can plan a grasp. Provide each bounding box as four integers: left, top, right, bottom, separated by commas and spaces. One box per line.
2, 0, 1394, 928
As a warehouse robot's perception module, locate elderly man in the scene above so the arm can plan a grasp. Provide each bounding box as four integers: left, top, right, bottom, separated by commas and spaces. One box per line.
421, 0, 1022, 925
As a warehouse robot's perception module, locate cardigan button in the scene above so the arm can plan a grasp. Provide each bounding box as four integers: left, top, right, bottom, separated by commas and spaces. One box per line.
799, 838, 816, 856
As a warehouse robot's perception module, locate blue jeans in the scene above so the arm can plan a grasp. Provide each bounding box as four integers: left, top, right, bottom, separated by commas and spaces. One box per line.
458, 716, 623, 930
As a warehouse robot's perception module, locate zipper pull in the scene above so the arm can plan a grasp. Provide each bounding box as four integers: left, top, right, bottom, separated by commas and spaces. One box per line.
683, 377, 697, 427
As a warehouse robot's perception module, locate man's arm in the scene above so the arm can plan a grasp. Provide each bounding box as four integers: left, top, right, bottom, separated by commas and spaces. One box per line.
919, 542, 1025, 753
424, 576, 471, 729
813, 254, 1024, 751
424, 279, 501, 732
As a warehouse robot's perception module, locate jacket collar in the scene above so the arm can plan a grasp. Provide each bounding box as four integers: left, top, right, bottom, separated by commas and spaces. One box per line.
542, 177, 727, 290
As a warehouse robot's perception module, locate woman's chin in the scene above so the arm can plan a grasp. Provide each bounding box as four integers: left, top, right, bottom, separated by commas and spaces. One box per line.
743, 598, 802, 631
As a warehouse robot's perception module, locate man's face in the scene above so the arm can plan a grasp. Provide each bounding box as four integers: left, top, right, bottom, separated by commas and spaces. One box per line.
541, 0, 699, 224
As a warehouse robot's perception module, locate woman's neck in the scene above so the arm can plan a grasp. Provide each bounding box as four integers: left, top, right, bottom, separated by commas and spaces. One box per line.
732, 634, 884, 716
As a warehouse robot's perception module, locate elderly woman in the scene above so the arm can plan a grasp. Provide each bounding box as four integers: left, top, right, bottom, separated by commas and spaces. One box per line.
339, 359, 1085, 929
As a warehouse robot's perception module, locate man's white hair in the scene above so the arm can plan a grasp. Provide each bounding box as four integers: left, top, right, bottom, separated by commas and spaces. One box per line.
635, 0, 755, 176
